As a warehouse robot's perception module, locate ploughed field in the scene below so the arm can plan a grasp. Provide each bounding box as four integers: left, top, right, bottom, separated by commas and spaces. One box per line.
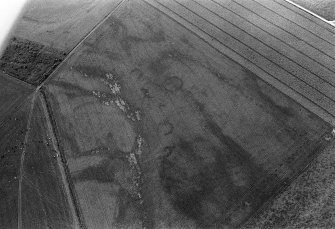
0, 0, 334, 228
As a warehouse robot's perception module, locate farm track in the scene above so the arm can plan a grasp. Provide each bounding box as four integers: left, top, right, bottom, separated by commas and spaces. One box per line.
40, 88, 87, 229
17, 92, 36, 229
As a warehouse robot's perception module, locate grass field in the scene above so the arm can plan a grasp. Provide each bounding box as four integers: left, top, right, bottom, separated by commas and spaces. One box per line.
43, 1, 332, 227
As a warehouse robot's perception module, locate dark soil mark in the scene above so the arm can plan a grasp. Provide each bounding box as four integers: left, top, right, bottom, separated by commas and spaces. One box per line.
73, 159, 118, 184
114, 188, 141, 227
72, 149, 140, 194
284, 135, 327, 174
73, 65, 108, 79
136, 15, 166, 43
159, 119, 174, 136
148, 59, 167, 76
149, 30, 166, 43
202, 60, 297, 128
107, 16, 166, 56
148, 48, 195, 76
140, 88, 152, 98
163, 76, 183, 92
191, 94, 327, 227
82, 46, 123, 61
22, 16, 40, 24
73, 153, 143, 226
199, 63, 316, 143
204, 60, 244, 94
0, 37, 66, 85
50, 81, 94, 99
205, 120, 256, 167
180, 36, 194, 49
79, 146, 112, 158
159, 134, 272, 227
243, 69, 295, 118
160, 88, 284, 227
242, 68, 308, 142
103, 50, 122, 61
291, 0, 335, 21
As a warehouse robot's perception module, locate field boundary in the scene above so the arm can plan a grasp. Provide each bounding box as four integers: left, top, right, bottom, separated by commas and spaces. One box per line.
142, 0, 335, 125
17, 92, 37, 229
281, 0, 335, 27
0, 71, 35, 89
243, 136, 335, 227
39, 0, 128, 88
40, 88, 87, 229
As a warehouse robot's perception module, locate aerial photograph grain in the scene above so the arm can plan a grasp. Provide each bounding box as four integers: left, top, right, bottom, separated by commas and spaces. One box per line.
1, 0, 335, 228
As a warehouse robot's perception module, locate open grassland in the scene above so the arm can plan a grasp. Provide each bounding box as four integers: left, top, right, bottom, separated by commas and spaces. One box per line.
43, 1, 332, 228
